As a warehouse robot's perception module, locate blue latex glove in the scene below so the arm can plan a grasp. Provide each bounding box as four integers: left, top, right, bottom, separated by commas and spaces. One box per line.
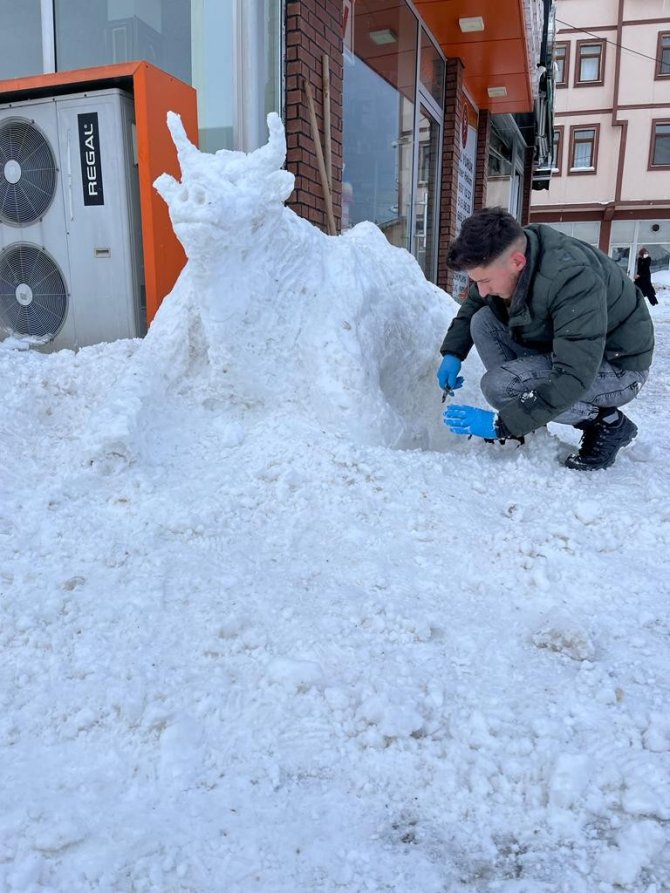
443, 404, 498, 439
437, 354, 464, 392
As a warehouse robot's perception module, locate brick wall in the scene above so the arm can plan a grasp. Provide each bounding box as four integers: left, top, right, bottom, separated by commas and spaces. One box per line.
285, 1, 343, 233
437, 59, 465, 294
474, 110, 491, 211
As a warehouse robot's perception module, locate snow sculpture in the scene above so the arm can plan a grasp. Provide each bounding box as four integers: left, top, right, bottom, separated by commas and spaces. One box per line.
83, 112, 453, 467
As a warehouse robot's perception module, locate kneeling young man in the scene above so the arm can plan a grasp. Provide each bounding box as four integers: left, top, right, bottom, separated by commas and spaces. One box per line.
438, 207, 654, 470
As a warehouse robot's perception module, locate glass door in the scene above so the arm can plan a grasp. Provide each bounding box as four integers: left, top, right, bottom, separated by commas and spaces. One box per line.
413, 104, 441, 280
342, 0, 418, 251
411, 27, 444, 281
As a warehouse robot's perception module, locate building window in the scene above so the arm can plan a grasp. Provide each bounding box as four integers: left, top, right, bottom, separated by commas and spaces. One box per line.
53, 0, 192, 82
548, 221, 600, 247
486, 120, 525, 217
656, 33, 670, 79
554, 43, 569, 87
552, 126, 563, 174
575, 40, 605, 86
0, 1, 282, 153
0, 0, 43, 78
649, 120, 670, 168
488, 127, 514, 178
569, 124, 599, 173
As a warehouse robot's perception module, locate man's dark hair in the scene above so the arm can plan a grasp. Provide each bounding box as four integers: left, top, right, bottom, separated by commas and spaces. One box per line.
446, 207, 525, 271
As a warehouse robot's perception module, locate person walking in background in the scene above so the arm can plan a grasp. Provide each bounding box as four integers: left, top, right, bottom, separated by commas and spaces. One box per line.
635, 247, 658, 306
437, 207, 654, 471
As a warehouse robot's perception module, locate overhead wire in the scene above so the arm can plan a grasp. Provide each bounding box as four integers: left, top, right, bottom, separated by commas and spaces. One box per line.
555, 18, 665, 67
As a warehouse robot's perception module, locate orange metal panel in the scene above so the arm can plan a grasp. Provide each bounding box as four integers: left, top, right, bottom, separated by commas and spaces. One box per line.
0, 62, 142, 98
444, 39, 529, 77
132, 63, 198, 324
0, 62, 199, 328
464, 74, 534, 113
417, 0, 524, 43
414, 0, 534, 112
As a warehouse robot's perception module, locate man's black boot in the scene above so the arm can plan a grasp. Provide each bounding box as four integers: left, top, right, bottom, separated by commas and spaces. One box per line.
564, 408, 638, 471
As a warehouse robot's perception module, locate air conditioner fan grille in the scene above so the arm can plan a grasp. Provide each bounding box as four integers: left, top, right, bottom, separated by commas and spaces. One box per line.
0, 244, 67, 339
0, 119, 57, 225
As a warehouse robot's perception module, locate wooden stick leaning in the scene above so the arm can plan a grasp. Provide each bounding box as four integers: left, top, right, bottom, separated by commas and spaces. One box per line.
322, 55, 332, 192
303, 77, 337, 236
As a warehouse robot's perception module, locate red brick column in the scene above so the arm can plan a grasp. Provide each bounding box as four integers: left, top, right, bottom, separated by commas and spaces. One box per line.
474, 110, 491, 210
285, 1, 343, 232
437, 59, 465, 294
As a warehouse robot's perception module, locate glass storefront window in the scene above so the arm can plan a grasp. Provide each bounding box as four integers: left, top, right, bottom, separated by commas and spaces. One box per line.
54, 1, 192, 82
487, 126, 514, 210
420, 28, 444, 107
610, 220, 636, 243
612, 244, 670, 277
610, 245, 630, 273
191, 0, 234, 151
0, 0, 43, 79
610, 220, 670, 277
548, 221, 600, 246
343, 1, 418, 251
342, 0, 445, 280
10, 1, 282, 153
571, 221, 601, 245
648, 246, 670, 273
486, 118, 530, 218
488, 129, 514, 178
229, 0, 283, 151
414, 106, 440, 278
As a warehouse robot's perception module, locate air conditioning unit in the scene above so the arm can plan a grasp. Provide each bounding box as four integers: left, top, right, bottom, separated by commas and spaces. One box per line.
0, 88, 145, 350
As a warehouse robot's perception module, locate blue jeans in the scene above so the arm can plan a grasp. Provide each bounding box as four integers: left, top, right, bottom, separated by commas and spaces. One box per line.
470, 307, 649, 426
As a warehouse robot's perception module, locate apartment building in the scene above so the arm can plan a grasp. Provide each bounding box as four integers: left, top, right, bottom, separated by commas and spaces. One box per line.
530, 0, 670, 278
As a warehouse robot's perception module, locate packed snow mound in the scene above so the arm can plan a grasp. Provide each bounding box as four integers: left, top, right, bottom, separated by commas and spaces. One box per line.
84, 113, 453, 466
2, 115, 670, 893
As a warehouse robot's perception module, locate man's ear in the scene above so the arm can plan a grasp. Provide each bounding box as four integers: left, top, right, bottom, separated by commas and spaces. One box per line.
511, 251, 527, 272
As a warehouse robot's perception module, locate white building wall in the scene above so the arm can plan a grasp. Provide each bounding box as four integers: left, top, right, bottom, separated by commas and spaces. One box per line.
531, 0, 670, 270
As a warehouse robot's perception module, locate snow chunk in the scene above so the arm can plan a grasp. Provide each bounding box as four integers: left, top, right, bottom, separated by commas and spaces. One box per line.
572, 499, 601, 525
266, 657, 324, 691
642, 711, 670, 752
596, 820, 666, 886
355, 693, 424, 740
32, 818, 87, 854
531, 611, 595, 661
548, 753, 592, 809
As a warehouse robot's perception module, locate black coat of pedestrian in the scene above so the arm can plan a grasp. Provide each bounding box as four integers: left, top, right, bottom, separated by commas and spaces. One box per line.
636, 254, 658, 306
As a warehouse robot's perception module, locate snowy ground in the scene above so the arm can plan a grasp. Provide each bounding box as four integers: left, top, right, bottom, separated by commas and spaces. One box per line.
1, 116, 669, 893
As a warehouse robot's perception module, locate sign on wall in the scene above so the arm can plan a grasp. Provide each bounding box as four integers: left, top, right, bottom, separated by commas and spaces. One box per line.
452, 101, 477, 298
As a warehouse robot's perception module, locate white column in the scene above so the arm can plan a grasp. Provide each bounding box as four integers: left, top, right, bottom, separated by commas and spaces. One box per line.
41, 0, 55, 72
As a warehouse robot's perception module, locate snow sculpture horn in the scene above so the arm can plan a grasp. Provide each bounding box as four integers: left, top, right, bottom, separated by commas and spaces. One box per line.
154, 111, 295, 258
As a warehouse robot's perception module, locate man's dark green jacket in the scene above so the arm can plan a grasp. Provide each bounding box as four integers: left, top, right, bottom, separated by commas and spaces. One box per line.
440, 224, 655, 436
